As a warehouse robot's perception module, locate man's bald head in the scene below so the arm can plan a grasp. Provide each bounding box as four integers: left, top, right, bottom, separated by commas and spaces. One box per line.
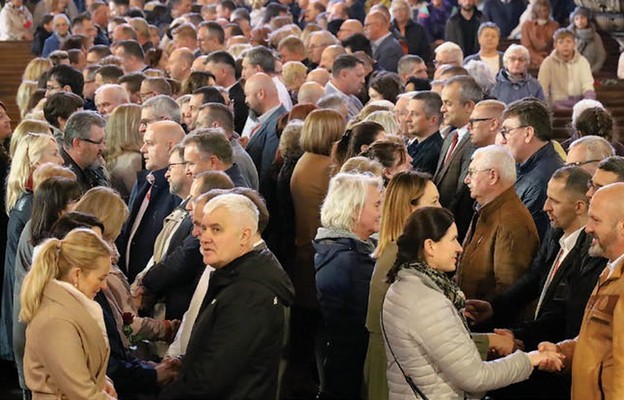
337, 19, 363, 41
364, 11, 390, 41
244, 72, 280, 116
168, 48, 195, 81
587, 182, 624, 261
320, 45, 346, 71
95, 84, 129, 117
298, 81, 325, 104
306, 68, 331, 86
141, 121, 185, 171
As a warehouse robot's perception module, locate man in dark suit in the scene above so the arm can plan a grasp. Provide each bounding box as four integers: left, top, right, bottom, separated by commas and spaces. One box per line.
243, 73, 287, 208
160, 193, 294, 399
434, 76, 483, 240
405, 91, 444, 175
117, 121, 185, 283
204, 50, 248, 135
364, 11, 404, 73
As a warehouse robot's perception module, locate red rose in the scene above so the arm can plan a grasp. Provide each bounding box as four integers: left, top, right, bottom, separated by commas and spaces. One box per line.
122, 312, 134, 326
23, 20, 32, 29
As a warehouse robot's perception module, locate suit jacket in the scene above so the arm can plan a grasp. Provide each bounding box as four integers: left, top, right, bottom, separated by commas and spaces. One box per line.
24, 281, 110, 399
408, 131, 443, 176
229, 81, 248, 136
458, 187, 539, 302
245, 105, 287, 207
116, 168, 180, 283
373, 34, 404, 73
433, 129, 475, 240
558, 258, 624, 399
391, 19, 432, 64
224, 163, 251, 188
231, 138, 259, 190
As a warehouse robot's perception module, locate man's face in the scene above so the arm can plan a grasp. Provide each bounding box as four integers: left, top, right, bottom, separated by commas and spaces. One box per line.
435, 51, 460, 67
140, 126, 171, 171
505, 50, 529, 76
342, 64, 366, 95
113, 47, 132, 73
198, 27, 215, 54
0, 107, 11, 140
80, 124, 106, 168
305, 3, 320, 22
459, 0, 476, 11
200, 206, 249, 268
554, 36, 576, 60
167, 53, 188, 81
587, 168, 619, 199
54, 16, 70, 36
241, 56, 261, 81
586, 192, 617, 258
174, 0, 192, 15
46, 77, 65, 98
543, 178, 579, 231
363, 16, 382, 41
95, 89, 121, 117
337, 21, 361, 41
409, 62, 428, 80
394, 96, 410, 135
406, 99, 433, 137
188, 94, 204, 130
74, 19, 97, 43
566, 145, 601, 175
464, 154, 492, 204
191, 199, 205, 238
308, 36, 329, 64
478, 27, 499, 51
139, 81, 157, 104
244, 84, 262, 116
83, 72, 97, 100
165, 152, 189, 196
499, 116, 529, 163
467, 106, 495, 147
440, 83, 470, 127
184, 143, 213, 178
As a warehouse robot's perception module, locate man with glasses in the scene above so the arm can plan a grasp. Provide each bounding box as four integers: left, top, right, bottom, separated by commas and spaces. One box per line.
586, 156, 624, 200
566, 135, 615, 175
364, 11, 403, 73
459, 144, 539, 304
61, 110, 110, 193
467, 99, 505, 148
140, 95, 182, 135
45, 64, 84, 99
500, 98, 563, 240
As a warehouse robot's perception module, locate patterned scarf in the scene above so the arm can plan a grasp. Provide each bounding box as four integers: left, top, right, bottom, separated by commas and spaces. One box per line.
401, 261, 467, 321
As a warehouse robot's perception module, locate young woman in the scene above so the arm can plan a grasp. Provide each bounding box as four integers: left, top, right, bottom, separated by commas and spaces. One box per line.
383, 207, 563, 399
20, 228, 117, 399
360, 140, 413, 185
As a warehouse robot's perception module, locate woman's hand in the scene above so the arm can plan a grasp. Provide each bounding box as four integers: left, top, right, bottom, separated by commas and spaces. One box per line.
103, 376, 118, 399
527, 349, 564, 372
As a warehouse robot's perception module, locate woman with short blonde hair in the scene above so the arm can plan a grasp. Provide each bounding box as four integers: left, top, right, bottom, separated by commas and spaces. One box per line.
73, 187, 129, 242
299, 109, 346, 156
22, 57, 52, 81
104, 104, 142, 201
9, 119, 51, 158
16, 81, 39, 119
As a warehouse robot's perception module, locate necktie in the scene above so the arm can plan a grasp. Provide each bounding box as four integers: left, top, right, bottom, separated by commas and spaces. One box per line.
444, 130, 459, 165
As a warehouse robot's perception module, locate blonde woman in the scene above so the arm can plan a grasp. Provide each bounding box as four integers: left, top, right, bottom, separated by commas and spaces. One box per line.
364, 110, 400, 137
73, 187, 175, 345
20, 229, 117, 399
104, 104, 142, 202
16, 81, 39, 119
364, 171, 440, 400
9, 119, 51, 158
22, 57, 52, 81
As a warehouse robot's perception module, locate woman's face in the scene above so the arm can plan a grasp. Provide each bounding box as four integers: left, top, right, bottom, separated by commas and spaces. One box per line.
411, 181, 441, 212
384, 152, 413, 181
536, 5, 550, 20
426, 223, 462, 272
574, 15, 588, 29
353, 185, 383, 239
75, 256, 111, 299
368, 87, 384, 102
478, 28, 499, 52
35, 140, 64, 168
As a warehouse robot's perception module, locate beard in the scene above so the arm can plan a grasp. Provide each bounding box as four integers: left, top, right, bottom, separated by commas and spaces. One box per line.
588, 241, 605, 258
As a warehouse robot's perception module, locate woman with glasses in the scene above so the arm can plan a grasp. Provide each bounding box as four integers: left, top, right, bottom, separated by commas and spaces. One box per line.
491, 44, 545, 105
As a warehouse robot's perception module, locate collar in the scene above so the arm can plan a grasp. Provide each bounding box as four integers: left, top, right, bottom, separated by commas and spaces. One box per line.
258, 104, 281, 123
225, 80, 239, 92
559, 225, 584, 253
608, 252, 624, 273
518, 142, 552, 174
476, 186, 517, 217
456, 125, 469, 140
372, 32, 392, 50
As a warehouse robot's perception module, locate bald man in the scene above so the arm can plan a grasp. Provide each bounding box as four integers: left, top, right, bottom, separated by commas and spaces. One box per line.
364, 11, 404, 72
337, 19, 364, 41
468, 99, 505, 148
298, 81, 325, 104
168, 48, 195, 82
539, 183, 624, 399
95, 84, 130, 118
306, 68, 331, 86
117, 120, 186, 282
319, 45, 347, 71
243, 73, 287, 211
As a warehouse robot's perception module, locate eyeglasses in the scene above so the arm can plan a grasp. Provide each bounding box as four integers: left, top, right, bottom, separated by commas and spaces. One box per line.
466, 168, 493, 178
140, 117, 166, 126
167, 162, 187, 170
468, 117, 493, 127
79, 137, 105, 145
567, 159, 602, 167
500, 125, 528, 141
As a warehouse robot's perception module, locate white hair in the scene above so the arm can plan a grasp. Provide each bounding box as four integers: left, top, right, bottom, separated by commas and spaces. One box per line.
503, 44, 530, 67
434, 41, 464, 64
95, 84, 130, 103
365, 110, 399, 136
472, 144, 517, 184
320, 172, 384, 231
203, 193, 259, 232
572, 99, 605, 127
464, 60, 496, 95
569, 135, 615, 161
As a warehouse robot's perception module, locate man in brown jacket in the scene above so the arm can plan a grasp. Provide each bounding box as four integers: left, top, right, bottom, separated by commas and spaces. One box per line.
458, 144, 539, 301
540, 183, 624, 398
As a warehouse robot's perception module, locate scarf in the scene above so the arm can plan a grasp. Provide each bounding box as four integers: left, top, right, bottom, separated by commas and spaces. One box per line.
401, 261, 467, 323
575, 28, 593, 53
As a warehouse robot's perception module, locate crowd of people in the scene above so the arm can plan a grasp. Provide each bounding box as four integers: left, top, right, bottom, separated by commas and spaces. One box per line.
0, 0, 622, 398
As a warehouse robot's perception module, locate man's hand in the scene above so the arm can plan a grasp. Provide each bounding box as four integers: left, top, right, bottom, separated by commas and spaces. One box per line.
103, 376, 118, 399
464, 299, 493, 324
238, 136, 249, 148
528, 347, 564, 372
156, 358, 182, 386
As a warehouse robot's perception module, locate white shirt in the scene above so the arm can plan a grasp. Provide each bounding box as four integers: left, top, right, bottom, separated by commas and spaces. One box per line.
606, 252, 624, 279
273, 76, 293, 112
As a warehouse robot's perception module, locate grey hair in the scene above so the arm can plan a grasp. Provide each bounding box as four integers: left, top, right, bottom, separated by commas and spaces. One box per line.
569, 135, 615, 161
472, 144, 516, 183
445, 75, 484, 104
320, 172, 384, 231
63, 110, 106, 148
434, 41, 463, 64
464, 60, 496, 95
203, 193, 259, 233
143, 95, 181, 124
365, 111, 399, 136
397, 55, 424, 77
95, 83, 130, 102
243, 46, 276, 74
503, 44, 530, 67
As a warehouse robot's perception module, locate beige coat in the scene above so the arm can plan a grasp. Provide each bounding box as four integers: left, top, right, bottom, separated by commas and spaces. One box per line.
559, 259, 624, 399
24, 281, 112, 400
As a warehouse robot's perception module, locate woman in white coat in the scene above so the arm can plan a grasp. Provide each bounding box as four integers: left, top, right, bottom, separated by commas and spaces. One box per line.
382, 207, 563, 399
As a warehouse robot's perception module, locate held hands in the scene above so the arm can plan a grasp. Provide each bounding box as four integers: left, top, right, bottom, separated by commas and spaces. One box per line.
534, 342, 565, 372
528, 348, 564, 372
464, 299, 493, 325
487, 329, 524, 356
156, 357, 182, 386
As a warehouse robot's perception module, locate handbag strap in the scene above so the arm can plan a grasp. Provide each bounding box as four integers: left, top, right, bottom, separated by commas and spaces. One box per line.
381, 297, 429, 400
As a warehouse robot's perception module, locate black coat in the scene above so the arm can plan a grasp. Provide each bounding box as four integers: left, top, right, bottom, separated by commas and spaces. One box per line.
229, 81, 248, 135
160, 248, 294, 399
31, 27, 51, 56
142, 213, 203, 320
392, 19, 432, 64
61, 147, 110, 194
116, 168, 180, 283
408, 131, 443, 176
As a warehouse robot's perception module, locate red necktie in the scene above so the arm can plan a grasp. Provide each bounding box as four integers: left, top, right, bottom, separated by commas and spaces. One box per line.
444, 130, 459, 165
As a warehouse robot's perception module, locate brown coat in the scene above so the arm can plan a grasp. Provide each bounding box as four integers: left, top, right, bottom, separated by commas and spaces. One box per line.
457, 187, 539, 301
521, 19, 560, 68
24, 281, 112, 400
558, 259, 624, 399
290, 152, 333, 308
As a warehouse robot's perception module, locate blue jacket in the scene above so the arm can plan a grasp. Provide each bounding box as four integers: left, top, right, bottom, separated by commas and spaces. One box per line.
408, 131, 443, 176
42, 33, 65, 57
491, 68, 545, 105
482, 0, 525, 37
373, 34, 404, 73
515, 142, 563, 241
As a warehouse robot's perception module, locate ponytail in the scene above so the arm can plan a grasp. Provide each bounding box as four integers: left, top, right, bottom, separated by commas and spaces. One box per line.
331, 128, 353, 172
20, 238, 62, 323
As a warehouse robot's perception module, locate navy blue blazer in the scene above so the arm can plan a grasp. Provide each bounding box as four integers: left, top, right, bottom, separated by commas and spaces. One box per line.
408, 131, 443, 176
116, 168, 180, 283
373, 34, 404, 73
